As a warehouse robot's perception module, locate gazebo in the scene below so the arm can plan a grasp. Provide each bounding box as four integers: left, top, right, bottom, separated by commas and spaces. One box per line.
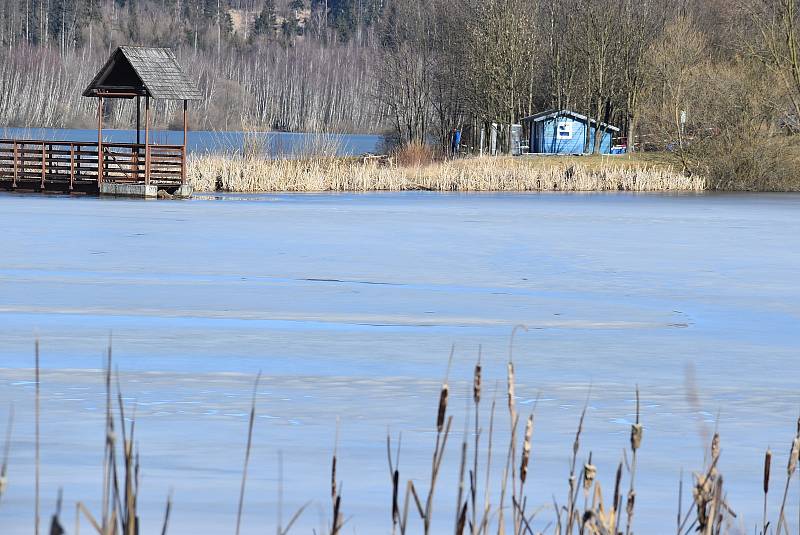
0, 46, 202, 197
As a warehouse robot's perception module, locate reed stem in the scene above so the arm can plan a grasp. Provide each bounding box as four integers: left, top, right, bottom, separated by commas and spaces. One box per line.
34, 340, 40, 535
235, 372, 261, 535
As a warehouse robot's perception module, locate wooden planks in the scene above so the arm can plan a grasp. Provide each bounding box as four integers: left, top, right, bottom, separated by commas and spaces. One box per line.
0, 139, 185, 192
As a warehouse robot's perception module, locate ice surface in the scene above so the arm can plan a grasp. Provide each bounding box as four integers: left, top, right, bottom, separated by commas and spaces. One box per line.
0, 191, 798, 533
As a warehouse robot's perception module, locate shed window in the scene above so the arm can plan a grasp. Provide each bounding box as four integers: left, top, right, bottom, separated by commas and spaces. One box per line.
557, 121, 573, 140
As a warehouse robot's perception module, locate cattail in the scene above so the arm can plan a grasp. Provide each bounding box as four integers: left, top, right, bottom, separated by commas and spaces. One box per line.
788, 437, 799, 476
436, 383, 449, 433
331, 454, 337, 500
520, 414, 534, 484
711, 433, 720, 463
763, 448, 771, 535
583, 459, 596, 492
507, 361, 515, 413
630, 423, 643, 452
693, 472, 712, 530
473, 362, 482, 405
613, 462, 622, 512
763, 449, 772, 495
626, 489, 635, 518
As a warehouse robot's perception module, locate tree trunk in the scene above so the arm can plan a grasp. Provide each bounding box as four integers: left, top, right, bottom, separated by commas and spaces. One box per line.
592, 105, 604, 154
627, 113, 637, 153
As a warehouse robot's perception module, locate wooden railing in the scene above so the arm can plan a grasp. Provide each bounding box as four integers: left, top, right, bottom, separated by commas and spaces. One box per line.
0, 139, 186, 192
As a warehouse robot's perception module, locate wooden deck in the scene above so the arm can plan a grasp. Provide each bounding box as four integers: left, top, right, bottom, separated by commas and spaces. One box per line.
0, 139, 187, 195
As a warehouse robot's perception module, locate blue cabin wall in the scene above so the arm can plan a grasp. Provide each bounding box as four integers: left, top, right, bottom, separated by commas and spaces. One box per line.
529, 116, 613, 155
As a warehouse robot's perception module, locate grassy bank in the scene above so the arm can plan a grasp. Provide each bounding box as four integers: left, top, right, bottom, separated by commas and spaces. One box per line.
187, 153, 706, 193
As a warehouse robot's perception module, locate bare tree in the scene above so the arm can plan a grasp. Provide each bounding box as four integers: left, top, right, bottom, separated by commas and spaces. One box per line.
375, 0, 437, 144
743, 0, 800, 131
618, 0, 669, 151
641, 16, 708, 172
571, 0, 623, 153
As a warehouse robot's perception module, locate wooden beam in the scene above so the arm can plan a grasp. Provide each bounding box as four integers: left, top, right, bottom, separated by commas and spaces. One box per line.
182, 99, 188, 185
12, 141, 17, 188
136, 96, 141, 145
145, 95, 150, 186
70, 144, 75, 191
136, 96, 141, 178
40, 143, 45, 190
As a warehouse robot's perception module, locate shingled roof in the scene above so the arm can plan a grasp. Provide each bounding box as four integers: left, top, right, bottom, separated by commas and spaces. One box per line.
83, 46, 203, 100
521, 109, 619, 132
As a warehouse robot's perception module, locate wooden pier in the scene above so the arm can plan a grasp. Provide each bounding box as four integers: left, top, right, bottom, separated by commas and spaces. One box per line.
0, 46, 201, 198
0, 139, 186, 195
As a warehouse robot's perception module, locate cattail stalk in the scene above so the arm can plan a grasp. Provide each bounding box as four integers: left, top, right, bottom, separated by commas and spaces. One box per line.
0, 404, 12, 505
35, 340, 40, 535
471, 353, 481, 535
516, 413, 534, 535
763, 448, 771, 535
424, 355, 453, 535
497, 412, 518, 535
387, 433, 401, 534
101, 342, 112, 535
625, 387, 642, 535
437, 383, 449, 434
776, 435, 800, 535
583, 452, 596, 515
455, 433, 467, 535
480, 397, 497, 535
520, 414, 533, 486
566, 401, 588, 535
331, 419, 342, 535
235, 373, 261, 535
160, 492, 172, 535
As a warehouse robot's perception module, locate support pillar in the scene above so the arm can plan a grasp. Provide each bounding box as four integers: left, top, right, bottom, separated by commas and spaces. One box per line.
97, 97, 104, 186
182, 99, 188, 185
144, 95, 150, 186
135, 95, 141, 179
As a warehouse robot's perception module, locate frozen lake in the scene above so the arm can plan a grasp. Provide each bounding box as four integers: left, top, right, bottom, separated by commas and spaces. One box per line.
0, 127, 382, 157
0, 191, 799, 533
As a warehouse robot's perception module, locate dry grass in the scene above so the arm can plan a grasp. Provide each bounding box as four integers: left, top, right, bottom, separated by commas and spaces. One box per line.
187, 152, 705, 193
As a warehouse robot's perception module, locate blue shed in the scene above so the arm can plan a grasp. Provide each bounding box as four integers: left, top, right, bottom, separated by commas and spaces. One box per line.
522, 109, 620, 155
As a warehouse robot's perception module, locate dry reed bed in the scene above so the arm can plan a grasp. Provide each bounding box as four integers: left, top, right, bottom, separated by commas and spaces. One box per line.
188, 155, 706, 193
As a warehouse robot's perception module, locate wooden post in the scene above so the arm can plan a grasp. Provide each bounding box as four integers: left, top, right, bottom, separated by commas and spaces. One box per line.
97, 97, 104, 186
135, 95, 141, 179
41, 142, 46, 190
144, 95, 150, 186
182, 99, 188, 185
136, 96, 141, 146
69, 144, 75, 191
12, 141, 17, 188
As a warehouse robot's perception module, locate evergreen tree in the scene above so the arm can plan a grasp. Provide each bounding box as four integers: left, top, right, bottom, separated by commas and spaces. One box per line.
280, 0, 305, 39
328, 0, 355, 40
252, 0, 276, 38
48, 0, 77, 45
